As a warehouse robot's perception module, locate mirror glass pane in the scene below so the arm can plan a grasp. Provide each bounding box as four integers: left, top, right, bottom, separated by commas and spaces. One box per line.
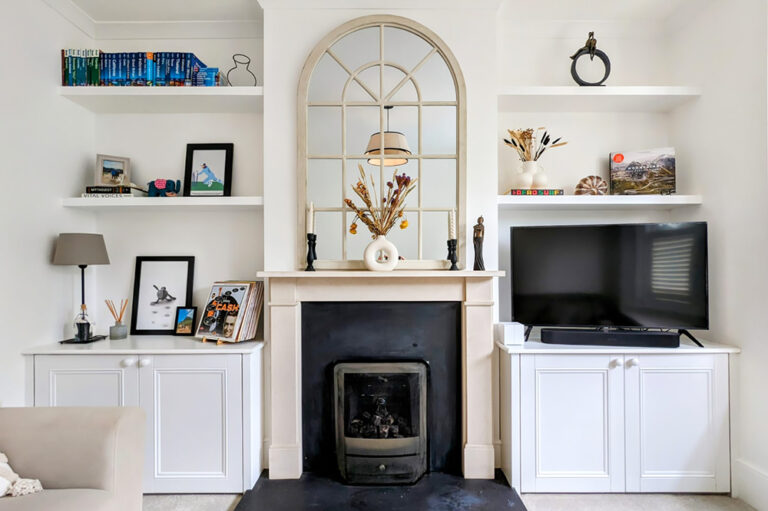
388, 106, 418, 155
382, 65, 414, 102
346, 106, 380, 158
422, 106, 456, 155
421, 159, 456, 209
330, 26, 379, 74
350, 66, 380, 101
309, 53, 348, 102
422, 211, 448, 260
315, 211, 342, 261
307, 159, 342, 208
308, 106, 341, 155
386, 212, 418, 260
346, 211, 371, 260
413, 52, 455, 101
383, 27, 432, 72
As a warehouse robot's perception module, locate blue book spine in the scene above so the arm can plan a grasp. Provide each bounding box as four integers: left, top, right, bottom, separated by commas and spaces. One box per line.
137, 53, 145, 85
146, 52, 154, 86
120, 52, 127, 85
99, 51, 104, 86
173, 52, 182, 86
184, 52, 192, 86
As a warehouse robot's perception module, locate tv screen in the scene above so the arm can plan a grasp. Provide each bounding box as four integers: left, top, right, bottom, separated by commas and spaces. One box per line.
511, 222, 709, 329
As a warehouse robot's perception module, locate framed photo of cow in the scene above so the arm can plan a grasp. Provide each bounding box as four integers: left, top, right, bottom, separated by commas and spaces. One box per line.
130, 256, 195, 335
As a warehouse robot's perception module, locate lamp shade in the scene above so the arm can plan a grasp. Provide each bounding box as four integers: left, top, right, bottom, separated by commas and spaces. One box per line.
364, 131, 412, 167
52, 233, 110, 266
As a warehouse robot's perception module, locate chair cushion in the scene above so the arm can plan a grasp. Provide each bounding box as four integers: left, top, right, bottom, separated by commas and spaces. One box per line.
0, 489, 114, 511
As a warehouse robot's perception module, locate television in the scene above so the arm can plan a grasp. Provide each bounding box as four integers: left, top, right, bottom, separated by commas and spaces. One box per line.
511, 222, 709, 330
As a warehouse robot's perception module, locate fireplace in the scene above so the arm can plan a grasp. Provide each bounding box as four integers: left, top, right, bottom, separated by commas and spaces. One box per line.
334, 362, 427, 484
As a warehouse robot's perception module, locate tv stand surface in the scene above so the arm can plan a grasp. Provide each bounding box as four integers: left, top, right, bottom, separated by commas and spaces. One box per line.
679, 329, 704, 347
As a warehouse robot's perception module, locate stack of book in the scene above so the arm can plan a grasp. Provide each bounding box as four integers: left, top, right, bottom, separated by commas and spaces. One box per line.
508, 189, 564, 196
196, 281, 264, 343
61, 50, 218, 87
81, 186, 135, 198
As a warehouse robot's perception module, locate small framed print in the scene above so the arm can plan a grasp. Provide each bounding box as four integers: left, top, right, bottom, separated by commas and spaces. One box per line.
183, 143, 233, 197
130, 256, 195, 335
96, 154, 131, 186
174, 306, 198, 336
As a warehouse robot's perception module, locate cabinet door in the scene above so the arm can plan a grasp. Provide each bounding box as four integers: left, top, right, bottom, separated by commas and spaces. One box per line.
625, 354, 730, 493
521, 354, 625, 492
139, 354, 243, 493
34, 355, 139, 407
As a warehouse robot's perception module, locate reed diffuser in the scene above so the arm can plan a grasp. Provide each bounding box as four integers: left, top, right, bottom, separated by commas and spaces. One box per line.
106, 299, 128, 340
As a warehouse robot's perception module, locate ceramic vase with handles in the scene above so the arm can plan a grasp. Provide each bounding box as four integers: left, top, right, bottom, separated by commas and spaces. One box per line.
510, 161, 535, 189
363, 236, 399, 271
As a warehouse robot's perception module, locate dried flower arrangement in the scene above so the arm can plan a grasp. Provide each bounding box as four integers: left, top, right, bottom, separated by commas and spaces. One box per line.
504, 128, 567, 161
345, 164, 417, 237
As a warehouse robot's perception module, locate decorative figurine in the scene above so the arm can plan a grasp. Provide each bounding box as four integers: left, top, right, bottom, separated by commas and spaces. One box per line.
305, 233, 317, 271
147, 179, 181, 197
575, 175, 609, 195
473, 216, 485, 271
447, 239, 458, 271
570, 31, 611, 86
226, 54, 258, 86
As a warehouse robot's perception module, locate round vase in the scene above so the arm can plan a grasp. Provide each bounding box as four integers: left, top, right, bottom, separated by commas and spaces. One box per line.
363, 236, 399, 271
520, 161, 549, 189
510, 161, 535, 189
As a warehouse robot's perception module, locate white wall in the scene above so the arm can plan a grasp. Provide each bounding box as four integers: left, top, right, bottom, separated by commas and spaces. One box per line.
0, 0, 96, 406
667, 1, 768, 508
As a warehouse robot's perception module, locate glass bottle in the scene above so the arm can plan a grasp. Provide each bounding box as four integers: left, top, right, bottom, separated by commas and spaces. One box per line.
73, 304, 92, 342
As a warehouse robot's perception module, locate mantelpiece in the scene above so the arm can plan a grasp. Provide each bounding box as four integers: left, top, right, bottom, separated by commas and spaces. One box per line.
258, 271, 503, 480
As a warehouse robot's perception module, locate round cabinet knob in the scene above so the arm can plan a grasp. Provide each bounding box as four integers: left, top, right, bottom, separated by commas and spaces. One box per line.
139, 358, 152, 368
626, 358, 639, 368
378, 464, 386, 472
121, 358, 137, 367
610, 358, 623, 368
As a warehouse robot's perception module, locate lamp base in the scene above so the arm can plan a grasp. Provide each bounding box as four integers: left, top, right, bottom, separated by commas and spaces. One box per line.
60, 335, 107, 345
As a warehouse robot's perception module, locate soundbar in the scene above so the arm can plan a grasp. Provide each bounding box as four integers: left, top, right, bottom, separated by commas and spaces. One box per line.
541, 328, 680, 348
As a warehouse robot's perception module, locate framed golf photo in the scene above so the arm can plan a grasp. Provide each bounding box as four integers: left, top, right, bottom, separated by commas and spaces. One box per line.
183, 143, 233, 197
95, 154, 131, 186
130, 256, 195, 335
174, 306, 198, 336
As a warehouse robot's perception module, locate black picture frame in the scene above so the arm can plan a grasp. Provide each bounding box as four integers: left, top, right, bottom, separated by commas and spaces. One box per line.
183, 143, 233, 197
131, 256, 195, 335
174, 306, 198, 336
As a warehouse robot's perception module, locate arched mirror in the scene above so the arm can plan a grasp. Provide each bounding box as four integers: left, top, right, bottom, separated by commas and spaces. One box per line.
298, 15, 466, 269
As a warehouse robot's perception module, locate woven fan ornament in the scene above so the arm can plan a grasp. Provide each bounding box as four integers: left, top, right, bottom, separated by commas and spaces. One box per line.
575, 175, 608, 195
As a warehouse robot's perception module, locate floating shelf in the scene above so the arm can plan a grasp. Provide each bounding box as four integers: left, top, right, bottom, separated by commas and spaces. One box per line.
58, 86, 263, 114
497, 194, 702, 211
62, 196, 264, 210
498, 86, 701, 113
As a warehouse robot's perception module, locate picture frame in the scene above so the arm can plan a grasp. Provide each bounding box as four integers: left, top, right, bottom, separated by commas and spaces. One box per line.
130, 256, 195, 335
95, 154, 131, 186
183, 143, 233, 197
174, 306, 198, 336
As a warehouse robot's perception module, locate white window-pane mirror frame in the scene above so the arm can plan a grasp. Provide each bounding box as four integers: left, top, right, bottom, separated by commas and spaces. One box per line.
297, 15, 467, 270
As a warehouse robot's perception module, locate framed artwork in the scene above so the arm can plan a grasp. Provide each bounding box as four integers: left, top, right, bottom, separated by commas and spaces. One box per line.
96, 154, 131, 186
183, 143, 233, 197
174, 306, 198, 336
130, 256, 195, 335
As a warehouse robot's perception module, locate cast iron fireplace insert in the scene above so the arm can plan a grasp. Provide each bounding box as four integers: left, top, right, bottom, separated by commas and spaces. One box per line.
334, 362, 427, 485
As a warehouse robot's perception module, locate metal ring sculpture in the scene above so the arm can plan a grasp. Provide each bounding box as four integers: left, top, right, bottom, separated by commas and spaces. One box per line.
570, 49, 611, 86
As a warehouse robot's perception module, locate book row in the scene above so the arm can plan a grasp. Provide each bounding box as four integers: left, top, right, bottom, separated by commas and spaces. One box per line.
61, 50, 219, 87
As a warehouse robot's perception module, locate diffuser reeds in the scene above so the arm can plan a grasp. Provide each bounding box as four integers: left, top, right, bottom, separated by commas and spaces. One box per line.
105, 299, 128, 325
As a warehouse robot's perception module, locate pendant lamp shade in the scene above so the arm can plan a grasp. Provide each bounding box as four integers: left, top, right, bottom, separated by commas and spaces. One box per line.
365, 131, 412, 167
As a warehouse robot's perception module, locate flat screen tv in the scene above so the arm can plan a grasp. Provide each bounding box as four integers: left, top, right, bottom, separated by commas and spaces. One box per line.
511, 222, 709, 329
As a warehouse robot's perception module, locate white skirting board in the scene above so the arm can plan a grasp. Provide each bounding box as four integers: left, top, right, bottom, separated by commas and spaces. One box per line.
733, 458, 768, 510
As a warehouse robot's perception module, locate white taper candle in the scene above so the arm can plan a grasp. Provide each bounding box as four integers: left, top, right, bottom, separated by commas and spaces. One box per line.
448, 209, 456, 240
307, 202, 315, 234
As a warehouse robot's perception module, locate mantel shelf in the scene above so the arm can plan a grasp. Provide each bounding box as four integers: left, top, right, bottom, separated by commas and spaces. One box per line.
257, 270, 504, 278
58, 86, 263, 113
498, 86, 701, 112
62, 196, 264, 210
497, 194, 702, 211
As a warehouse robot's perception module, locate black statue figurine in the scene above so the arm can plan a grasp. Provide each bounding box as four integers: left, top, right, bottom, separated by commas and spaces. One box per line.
473, 216, 485, 271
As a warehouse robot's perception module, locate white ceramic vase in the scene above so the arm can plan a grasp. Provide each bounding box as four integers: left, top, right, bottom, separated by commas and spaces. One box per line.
510, 161, 535, 189
363, 236, 399, 271
519, 161, 549, 189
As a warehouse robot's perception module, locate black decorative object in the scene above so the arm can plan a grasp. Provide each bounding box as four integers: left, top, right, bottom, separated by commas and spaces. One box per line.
305, 233, 317, 271
570, 32, 611, 86
226, 54, 258, 86
447, 239, 458, 271
472, 216, 485, 271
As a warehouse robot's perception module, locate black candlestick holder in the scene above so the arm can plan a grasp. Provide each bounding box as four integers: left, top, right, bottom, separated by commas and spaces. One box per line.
305, 233, 317, 271
447, 239, 458, 271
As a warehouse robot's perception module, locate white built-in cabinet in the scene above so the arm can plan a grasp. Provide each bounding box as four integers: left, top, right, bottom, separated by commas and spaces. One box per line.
500, 341, 737, 494
25, 338, 263, 494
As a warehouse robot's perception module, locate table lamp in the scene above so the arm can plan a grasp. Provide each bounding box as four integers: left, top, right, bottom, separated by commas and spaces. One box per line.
52, 233, 110, 343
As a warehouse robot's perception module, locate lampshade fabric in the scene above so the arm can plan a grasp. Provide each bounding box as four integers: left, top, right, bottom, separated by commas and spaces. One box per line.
52, 233, 110, 266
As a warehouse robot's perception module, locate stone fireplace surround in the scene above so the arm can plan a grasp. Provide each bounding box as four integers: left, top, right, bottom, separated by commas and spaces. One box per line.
258, 271, 503, 480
